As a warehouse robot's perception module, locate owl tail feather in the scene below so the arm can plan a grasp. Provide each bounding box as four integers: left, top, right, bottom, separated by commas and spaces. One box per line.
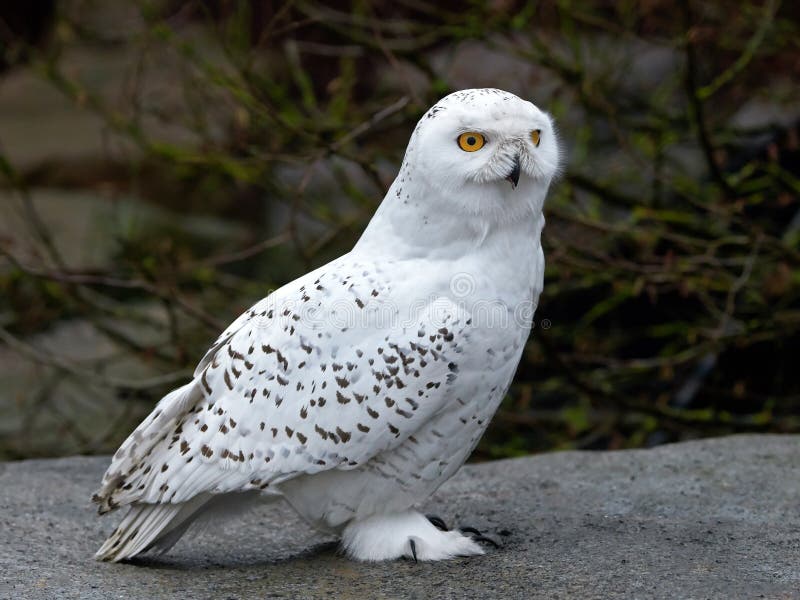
95, 494, 211, 562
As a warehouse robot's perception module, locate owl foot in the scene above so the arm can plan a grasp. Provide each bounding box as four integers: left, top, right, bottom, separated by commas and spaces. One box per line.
426, 515, 499, 548
341, 510, 485, 561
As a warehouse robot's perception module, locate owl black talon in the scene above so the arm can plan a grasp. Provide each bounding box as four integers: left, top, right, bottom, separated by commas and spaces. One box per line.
460, 526, 500, 548
473, 534, 500, 548
426, 515, 449, 531
409, 538, 418, 563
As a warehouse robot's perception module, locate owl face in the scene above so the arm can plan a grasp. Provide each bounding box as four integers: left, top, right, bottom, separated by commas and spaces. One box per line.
405, 89, 560, 219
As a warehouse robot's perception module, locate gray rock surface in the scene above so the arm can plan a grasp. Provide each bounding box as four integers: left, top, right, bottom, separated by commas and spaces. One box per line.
0, 434, 797, 599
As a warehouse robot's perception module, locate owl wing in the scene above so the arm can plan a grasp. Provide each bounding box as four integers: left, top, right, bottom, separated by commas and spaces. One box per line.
93, 256, 468, 513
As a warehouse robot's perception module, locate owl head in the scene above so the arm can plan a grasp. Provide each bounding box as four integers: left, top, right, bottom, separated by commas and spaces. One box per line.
399, 88, 560, 221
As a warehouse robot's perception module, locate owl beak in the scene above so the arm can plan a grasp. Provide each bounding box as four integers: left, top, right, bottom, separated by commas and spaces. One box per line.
505, 154, 521, 188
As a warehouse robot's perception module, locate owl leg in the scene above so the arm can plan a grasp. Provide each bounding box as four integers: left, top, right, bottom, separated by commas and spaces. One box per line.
340, 510, 485, 561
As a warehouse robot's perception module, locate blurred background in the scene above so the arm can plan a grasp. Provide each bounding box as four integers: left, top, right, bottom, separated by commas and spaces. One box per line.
0, 0, 798, 461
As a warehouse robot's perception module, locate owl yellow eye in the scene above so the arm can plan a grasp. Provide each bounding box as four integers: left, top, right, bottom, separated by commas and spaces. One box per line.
457, 132, 485, 152
530, 129, 541, 147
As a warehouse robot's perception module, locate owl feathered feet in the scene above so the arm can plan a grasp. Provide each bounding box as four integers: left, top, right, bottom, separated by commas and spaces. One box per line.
341, 510, 496, 562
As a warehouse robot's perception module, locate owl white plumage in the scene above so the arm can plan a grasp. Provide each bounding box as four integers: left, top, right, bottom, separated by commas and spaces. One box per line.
93, 88, 560, 562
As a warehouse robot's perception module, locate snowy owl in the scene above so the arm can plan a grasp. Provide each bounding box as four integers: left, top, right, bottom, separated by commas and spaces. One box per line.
93, 88, 560, 562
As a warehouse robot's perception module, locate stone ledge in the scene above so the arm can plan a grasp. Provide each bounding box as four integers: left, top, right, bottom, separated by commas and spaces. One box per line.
1, 434, 798, 599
